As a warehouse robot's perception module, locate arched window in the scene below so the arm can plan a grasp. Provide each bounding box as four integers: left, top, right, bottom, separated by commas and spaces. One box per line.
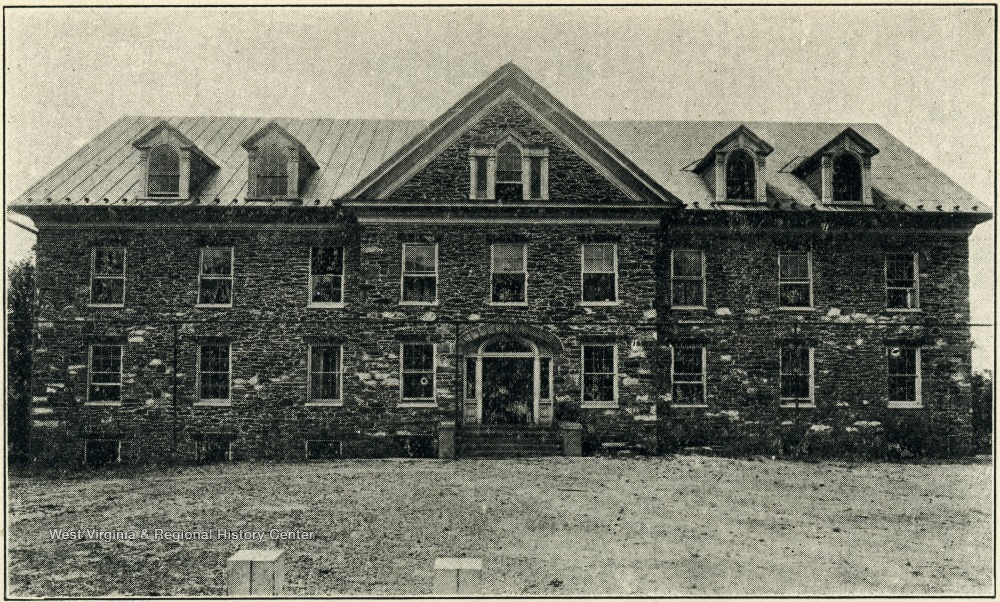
495, 143, 522, 202
255, 144, 288, 197
481, 338, 534, 354
148, 144, 180, 196
725, 149, 756, 201
832, 152, 863, 203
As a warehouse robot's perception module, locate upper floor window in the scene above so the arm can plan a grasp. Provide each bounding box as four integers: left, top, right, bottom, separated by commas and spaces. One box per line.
310, 247, 344, 305
469, 138, 548, 201
672, 346, 707, 407
725, 149, 756, 201
671, 250, 705, 308
496, 143, 522, 203
148, 144, 180, 196
582, 344, 617, 407
88, 344, 122, 404
198, 247, 233, 306
778, 253, 812, 308
401, 343, 436, 403
308, 345, 343, 404
401, 244, 437, 304
491, 244, 527, 304
887, 346, 921, 408
832, 153, 863, 203
886, 253, 919, 309
780, 346, 814, 408
581, 243, 617, 303
198, 344, 231, 403
91, 247, 125, 306
255, 144, 289, 198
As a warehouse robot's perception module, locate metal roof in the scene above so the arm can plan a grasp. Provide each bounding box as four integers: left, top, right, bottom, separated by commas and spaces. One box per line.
11, 116, 988, 214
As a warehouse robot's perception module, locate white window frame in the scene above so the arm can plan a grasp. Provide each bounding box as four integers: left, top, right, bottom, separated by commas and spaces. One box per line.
778, 252, 814, 310
197, 247, 234, 307
888, 346, 923, 409
399, 343, 437, 407
195, 343, 232, 406
89, 247, 126, 307
308, 246, 346, 308
306, 344, 344, 406
671, 249, 707, 309
580, 243, 619, 306
671, 346, 708, 407
490, 243, 528, 305
580, 344, 618, 409
885, 253, 920, 311
779, 346, 816, 408
400, 243, 439, 305
86, 344, 123, 406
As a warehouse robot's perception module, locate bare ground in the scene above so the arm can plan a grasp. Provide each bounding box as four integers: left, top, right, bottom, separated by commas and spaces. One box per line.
6, 456, 994, 597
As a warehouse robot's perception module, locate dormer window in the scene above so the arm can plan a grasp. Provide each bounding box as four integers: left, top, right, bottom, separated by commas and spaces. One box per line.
791, 127, 879, 205
133, 120, 217, 199
470, 134, 548, 201
693, 125, 772, 204
241, 122, 318, 201
725, 149, 756, 201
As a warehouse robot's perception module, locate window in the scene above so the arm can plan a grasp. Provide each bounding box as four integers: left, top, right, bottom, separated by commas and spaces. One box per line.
725, 149, 756, 201
672, 347, 706, 406
671, 250, 705, 307
582, 244, 617, 303
401, 244, 437, 304
308, 345, 342, 403
91, 247, 125, 306
310, 247, 344, 305
401, 343, 435, 403
496, 143, 522, 203
529, 157, 543, 199
832, 153, 863, 203
84, 439, 121, 466
198, 436, 231, 463
886, 253, 918, 309
198, 248, 233, 306
780, 347, 814, 407
888, 347, 921, 408
474, 156, 489, 199
470, 143, 548, 200
148, 144, 180, 196
198, 344, 231, 402
779, 253, 812, 308
582, 344, 616, 406
255, 144, 288, 197
88, 345, 123, 403
305, 440, 343, 460
491, 244, 527, 303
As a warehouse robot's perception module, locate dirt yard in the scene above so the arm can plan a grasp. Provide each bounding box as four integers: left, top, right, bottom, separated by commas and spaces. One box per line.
6, 456, 993, 596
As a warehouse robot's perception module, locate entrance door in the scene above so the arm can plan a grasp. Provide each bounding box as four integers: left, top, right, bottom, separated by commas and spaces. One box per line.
481, 357, 534, 425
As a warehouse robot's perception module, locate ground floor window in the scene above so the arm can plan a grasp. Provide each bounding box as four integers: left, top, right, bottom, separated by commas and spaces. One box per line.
672, 346, 706, 406
582, 344, 616, 406
198, 436, 231, 463
84, 438, 120, 466
309, 345, 342, 403
88, 345, 123, 403
401, 343, 436, 403
888, 346, 921, 408
198, 344, 231, 402
780, 347, 814, 408
305, 440, 342, 460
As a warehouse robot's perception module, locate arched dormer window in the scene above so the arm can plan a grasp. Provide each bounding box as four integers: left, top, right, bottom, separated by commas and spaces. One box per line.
832, 152, 863, 203
255, 144, 288, 197
725, 149, 756, 201
148, 144, 180, 196
496, 143, 523, 202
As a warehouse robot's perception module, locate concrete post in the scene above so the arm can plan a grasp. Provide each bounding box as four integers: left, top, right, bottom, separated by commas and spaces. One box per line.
438, 420, 455, 459
227, 549, 284, 596
433, 558, 482, 595
559, 421, 583, 457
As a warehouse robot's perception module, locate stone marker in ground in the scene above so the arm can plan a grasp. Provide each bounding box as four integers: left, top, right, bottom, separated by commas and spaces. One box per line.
433, 557, 483, 595
227, 549, 284, 596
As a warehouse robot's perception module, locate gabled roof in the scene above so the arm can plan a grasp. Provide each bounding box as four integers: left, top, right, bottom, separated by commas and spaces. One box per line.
241, 121, 319, 169
132, 120, 218, 167
691, 124, 774, 173
343, 63, 681, 205
791, 127, 880, 178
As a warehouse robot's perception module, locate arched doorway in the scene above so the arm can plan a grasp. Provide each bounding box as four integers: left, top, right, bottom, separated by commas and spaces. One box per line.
464, 335, 554, 426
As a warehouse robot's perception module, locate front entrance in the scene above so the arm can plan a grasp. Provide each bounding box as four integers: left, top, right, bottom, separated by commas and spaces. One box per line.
482, 357, 534, 425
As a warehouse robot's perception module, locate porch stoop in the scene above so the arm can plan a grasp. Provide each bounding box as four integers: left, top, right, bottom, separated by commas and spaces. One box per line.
457, 425, 563, 459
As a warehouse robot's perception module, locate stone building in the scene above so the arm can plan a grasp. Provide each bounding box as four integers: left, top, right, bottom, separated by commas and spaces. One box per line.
10, 64, 989, 463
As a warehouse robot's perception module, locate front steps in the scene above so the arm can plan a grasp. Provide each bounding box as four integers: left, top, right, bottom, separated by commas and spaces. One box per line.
458, 425, 563, 458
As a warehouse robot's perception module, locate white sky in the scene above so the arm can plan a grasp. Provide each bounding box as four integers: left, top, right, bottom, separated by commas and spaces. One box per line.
3, 6, 995, 369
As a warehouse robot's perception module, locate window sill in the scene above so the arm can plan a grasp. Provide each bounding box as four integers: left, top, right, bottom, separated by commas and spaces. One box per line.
884, 308, 922, 313
398, 401, 438, 408
489, 301, 529, 307
88, 303, 125, 309
780, 402, 817, 409
888, 401, 923, 409
672, 404, 708, 408
399, 301, 439, 306
778, 306, 815, 312
195, 304, 233, 309
580, 301, 620, 307
581, 402, 619, 409
671, 306, 708, 311
84, 401, 122, 407
305, 401, 344, 407
194, 400, 232, 407
307, 302, 345, 309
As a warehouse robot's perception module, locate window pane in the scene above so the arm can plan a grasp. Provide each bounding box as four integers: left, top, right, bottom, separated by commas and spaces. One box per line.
888, 347, 916, 375
94, 248, 125, 275
200, 279, 232, 304
404, 245, 435, 273
889, 376, 916, 402
200, 345, 230, 372
584, 374, 614, 402
833, 153, 863, 202
673, 280, 703, 306
311, 247, 344, 275
311, 373, 340, 400
673, 251, 703, 278
781, 375, 811, 399
92, 278, 124, 304
725, 149, 755, 201
402, 276, 436, 302
475, 157, 489, 198
257, 176, 288, 197
779, 283, 811, 307
583, 346, 614, 373
674, 383, 705, 405
673, 348, 704, 375
149, 175, 180, 195
311, 346, 340, 373
89, 384, 121, 402
583, 245, 615, 272
311, 275, 343, 303
529, 157, 543, 199
492, 244, 525, 273
91, 346, 122, 373
403, 344, 434, 371
886, 255, 915, 282
492, 273, 526, 303
583, 274, 616, 302
887, 288, 914, 309
403, 373, 434, 399
200, 374, 230, 400
201, 249, 232, 275
258, 144, 288, 176
779, 254, 809, 279
497, 143, 521, 179
149, 145, 180, 174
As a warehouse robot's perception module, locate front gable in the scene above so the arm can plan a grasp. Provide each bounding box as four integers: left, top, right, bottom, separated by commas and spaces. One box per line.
345, 64, 680, 206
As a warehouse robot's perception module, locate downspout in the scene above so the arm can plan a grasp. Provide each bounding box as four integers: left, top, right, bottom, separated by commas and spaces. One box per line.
171, 321, 178, 454
454, 321, 462, 427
